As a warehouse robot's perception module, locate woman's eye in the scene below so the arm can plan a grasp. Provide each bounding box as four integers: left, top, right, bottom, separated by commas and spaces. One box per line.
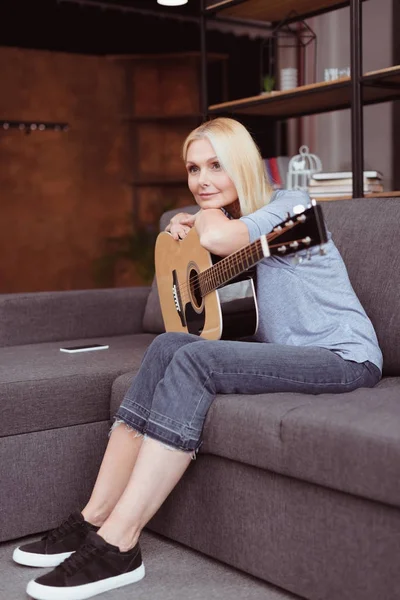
211, 162, 221, 170
188, 166, 198, 174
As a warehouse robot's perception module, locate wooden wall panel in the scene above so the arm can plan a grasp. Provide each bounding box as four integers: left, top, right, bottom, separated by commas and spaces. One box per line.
0, 47, 132, 292
135, 122, 194, 180
0, 49, 201, 291
132, 58, 200, 116
136, 186, 194, 225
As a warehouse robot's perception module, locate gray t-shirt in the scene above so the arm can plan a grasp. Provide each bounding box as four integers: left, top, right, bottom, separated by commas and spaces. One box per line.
240, 190, 383, 371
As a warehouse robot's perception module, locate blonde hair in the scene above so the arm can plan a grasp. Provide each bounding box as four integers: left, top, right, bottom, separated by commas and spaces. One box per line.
182, 117, 274, 216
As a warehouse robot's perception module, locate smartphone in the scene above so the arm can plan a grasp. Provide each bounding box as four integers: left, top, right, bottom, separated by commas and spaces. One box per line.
60, 344, 109, 353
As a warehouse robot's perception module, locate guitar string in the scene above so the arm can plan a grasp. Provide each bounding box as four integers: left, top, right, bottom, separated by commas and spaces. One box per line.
177, 239, 264, 303
178, 236, 314, 303
177, 224, 303, 301
178, 232, 308, 303
177, 231, 304, 302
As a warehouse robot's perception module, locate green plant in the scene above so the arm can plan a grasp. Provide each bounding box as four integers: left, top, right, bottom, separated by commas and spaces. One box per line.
93, 221, 159, 287
263, 74, 275, 93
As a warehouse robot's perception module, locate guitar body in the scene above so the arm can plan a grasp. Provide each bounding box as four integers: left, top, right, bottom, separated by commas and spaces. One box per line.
155, 202, 328, 341
155, 228, 258, 340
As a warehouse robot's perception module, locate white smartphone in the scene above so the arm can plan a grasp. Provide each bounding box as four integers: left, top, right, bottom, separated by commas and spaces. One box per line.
60, 344, 109, 353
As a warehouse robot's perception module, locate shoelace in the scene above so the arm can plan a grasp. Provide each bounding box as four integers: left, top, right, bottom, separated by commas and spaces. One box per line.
44, 515, 80, 544
60, 542, 103, 576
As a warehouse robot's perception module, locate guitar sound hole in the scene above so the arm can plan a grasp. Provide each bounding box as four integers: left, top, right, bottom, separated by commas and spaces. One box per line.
189, 269, 202, 309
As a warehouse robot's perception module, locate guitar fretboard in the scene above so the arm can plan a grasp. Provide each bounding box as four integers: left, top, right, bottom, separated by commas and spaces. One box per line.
198, 238, 265, 296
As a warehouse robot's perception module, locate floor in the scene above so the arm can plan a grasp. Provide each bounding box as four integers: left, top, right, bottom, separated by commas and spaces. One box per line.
0, 529, 303, 600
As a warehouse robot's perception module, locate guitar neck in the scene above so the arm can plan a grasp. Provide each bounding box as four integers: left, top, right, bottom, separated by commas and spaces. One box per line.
198, 237, 268, 296
194, 202, 327, 299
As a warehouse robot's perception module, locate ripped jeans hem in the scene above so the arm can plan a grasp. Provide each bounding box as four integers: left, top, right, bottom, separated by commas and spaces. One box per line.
109, 418, 199, 460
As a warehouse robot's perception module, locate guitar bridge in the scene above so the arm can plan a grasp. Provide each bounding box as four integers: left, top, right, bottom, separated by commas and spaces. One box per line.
172, 270, 186, 327
172, 284, 181, 312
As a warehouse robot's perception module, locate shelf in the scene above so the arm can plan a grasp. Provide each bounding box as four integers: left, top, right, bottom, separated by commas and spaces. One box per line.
208, 66, 400, 119
209, 78, 351, 118
206, 0, 364, 24
313, 191, 400, 201
362, 65, 400, 101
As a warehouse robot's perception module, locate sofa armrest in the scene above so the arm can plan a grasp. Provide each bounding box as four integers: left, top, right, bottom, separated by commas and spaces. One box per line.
0, 287, 151, 347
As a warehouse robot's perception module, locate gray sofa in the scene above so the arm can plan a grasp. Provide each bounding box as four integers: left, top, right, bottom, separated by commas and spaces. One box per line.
1, 198, 399, 600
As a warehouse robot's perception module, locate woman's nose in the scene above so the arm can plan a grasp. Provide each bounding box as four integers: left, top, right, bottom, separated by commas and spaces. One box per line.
198, 169, 209, 187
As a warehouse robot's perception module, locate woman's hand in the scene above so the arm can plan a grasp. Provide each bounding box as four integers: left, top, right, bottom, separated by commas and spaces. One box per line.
165, 211, 198, 240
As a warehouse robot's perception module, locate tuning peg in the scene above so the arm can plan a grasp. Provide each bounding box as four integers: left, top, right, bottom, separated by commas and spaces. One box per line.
319, 246, 327, 256
278, 245, 287, 253
293, 204, 305, 214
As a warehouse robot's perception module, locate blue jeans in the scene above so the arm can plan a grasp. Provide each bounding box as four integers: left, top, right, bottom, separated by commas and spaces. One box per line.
114, 332, 381, 453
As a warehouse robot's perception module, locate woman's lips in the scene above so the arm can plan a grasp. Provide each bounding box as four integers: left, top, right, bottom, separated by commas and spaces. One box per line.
199, 192, 218, 197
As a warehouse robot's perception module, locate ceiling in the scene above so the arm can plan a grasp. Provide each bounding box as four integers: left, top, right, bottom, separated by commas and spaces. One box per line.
1, 0, 272, 56
1, 0, 271, 111
1, 0, 207, 55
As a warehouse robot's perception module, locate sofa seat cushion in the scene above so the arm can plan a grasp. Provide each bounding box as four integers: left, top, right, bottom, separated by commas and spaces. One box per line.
0, 334, 156, 438
204, 384, 400, 509
111, 371, 400, 508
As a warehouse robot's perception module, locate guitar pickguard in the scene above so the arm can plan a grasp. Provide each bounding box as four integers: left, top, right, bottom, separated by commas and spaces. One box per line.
217, 275, 258, 340
183, 268, 258, 340
184, 303, 206, 336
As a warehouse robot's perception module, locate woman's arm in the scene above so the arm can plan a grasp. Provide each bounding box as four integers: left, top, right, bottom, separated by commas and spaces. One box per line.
195, 209, 249, 257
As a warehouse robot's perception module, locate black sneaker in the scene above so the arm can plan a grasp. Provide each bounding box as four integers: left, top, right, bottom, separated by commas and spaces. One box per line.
26, 531, 145, 600
13, 511, 98, 568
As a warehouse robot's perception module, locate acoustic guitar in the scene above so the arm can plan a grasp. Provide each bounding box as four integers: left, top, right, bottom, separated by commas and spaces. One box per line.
155, 201, 328, 340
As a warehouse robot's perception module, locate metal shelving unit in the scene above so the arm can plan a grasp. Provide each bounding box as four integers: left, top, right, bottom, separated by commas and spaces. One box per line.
200, 0, 400, 199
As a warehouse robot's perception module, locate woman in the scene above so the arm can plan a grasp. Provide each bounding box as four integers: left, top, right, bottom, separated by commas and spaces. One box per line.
13, 118, 382, 600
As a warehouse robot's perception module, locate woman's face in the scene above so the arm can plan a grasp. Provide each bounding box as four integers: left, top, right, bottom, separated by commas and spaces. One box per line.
185, 138, 238, 210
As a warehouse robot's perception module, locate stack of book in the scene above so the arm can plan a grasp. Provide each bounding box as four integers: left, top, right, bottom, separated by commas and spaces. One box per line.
308, 171, 384, 198
263, 156, 290, 189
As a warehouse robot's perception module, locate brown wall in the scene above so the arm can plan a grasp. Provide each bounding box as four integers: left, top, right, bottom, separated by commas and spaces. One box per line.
0, 47, 195, 293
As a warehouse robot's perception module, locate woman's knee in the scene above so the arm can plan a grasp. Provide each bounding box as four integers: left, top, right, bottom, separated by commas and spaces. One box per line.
144, 332, 183, 362
169, 341, 212, 380
146, 332, 202, 363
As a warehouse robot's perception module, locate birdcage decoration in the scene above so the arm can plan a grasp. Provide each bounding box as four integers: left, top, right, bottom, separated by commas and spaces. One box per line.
287, 145, 322, 190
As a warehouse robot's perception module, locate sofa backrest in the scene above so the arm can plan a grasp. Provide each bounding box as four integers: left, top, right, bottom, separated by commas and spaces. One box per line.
321, 197, 399, 376
0, 287, 150, 347
142, 198, 399, 376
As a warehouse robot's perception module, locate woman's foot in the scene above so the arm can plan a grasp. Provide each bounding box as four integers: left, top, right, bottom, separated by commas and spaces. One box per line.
12, 511, 98, 568
26, 531, 145, 600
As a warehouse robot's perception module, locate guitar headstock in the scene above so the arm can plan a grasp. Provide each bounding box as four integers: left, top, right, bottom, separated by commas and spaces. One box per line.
267, 201, 328, 258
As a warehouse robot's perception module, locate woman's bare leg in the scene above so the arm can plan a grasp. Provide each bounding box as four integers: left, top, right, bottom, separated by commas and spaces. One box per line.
81, 425, 144, 527
96, 436, 192, 551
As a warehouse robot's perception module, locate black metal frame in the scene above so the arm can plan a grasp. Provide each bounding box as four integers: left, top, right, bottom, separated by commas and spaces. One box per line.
263, 12, 317, 93
350, 0, 364, 198
200, 0, 368, 199
393, 0, 400, 192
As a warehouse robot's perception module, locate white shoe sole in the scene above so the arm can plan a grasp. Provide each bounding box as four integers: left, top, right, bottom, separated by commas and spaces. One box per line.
12, 547, 74, 568
26, 562, 145, 600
